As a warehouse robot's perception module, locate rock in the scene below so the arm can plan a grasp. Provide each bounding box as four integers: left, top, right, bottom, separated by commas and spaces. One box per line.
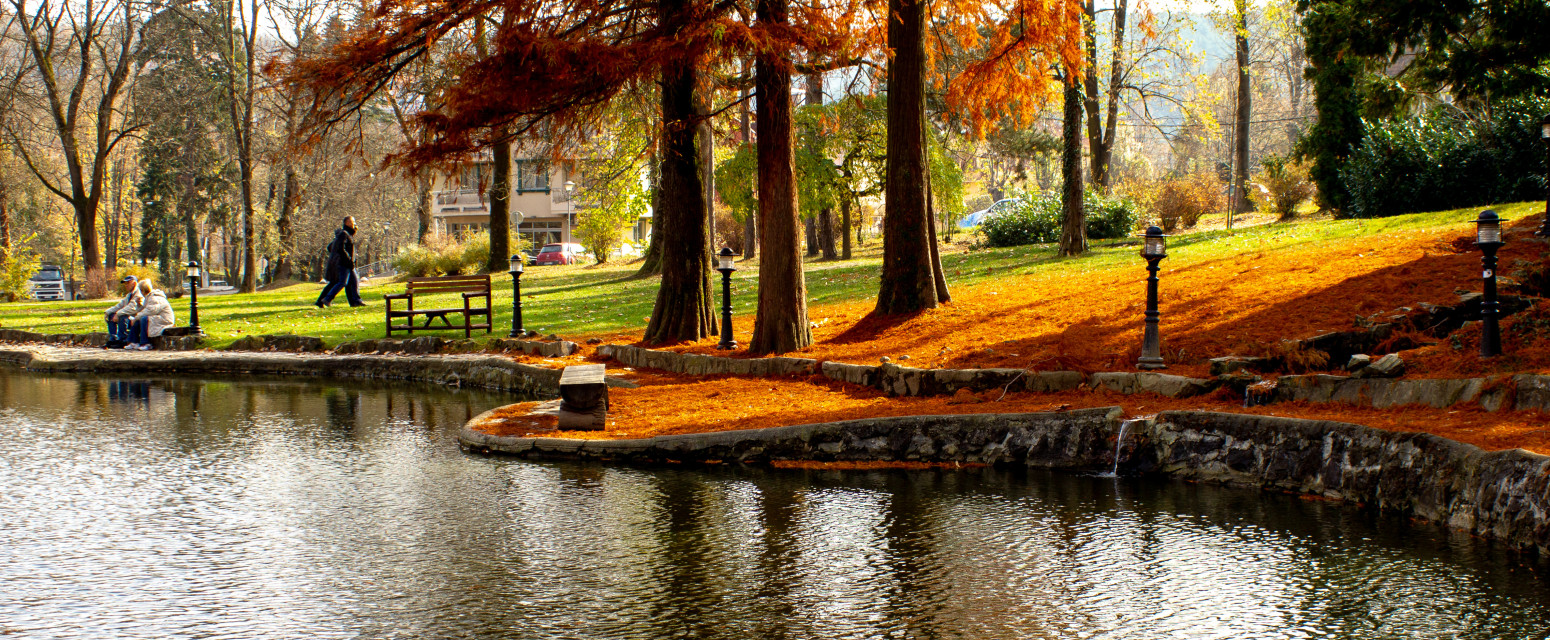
225, 335, 263, 351
899, 355, 912, 361
1358, 353, 1406, 379
545, 334, 559, 341
1346, 354, 1371, 372
1209, 356, 1265, 376
586, 337, 603, 345
879, 356, 891, 364
262, 334, 326, 353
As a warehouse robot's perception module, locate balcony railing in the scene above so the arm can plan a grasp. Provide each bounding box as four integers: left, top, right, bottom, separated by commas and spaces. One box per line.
433, 188, 488, 212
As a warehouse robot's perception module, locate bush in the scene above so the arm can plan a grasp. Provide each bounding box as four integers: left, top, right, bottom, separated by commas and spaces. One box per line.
79, 269, 110, 300
981, 191, 1141, 247
1148, 173, 1221, 231
390, 232, 500, 277
1252, 155, 1316, 221
0, 247, 39, 303
1341, 99, 1549, 219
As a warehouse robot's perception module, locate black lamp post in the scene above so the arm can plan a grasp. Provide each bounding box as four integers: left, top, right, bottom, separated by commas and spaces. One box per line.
507, 253, 525, 338
1476, 210, 1507, 358
185, 261, 203, 336
1137, 226, 1168, 370
716, 247, 737, 350
1537, 115, 1550, 237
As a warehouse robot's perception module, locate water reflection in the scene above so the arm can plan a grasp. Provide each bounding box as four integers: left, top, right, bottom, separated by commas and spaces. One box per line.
0, 369, 1547, 639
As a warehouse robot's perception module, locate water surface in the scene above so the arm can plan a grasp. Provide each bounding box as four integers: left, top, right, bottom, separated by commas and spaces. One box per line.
1, 369, 1547, 639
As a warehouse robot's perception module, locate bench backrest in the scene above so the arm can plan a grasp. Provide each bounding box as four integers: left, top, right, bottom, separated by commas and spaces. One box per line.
404, 274, 491, 295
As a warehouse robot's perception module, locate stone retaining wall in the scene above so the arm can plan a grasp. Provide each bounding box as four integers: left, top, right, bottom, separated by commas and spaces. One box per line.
0, 328, 203, 351
0, 345, 583, 397
1273, 373, 1550, 412
597, 344, 1550, 412
462, 407, 1550, 554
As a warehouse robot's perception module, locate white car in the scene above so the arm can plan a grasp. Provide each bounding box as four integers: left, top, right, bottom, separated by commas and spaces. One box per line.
960, 198, 1023, 228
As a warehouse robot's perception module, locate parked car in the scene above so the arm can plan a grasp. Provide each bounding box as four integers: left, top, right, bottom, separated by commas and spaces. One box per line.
534, 243, 587, 266
28, 264, 72, 301
960, 197, 1023, 228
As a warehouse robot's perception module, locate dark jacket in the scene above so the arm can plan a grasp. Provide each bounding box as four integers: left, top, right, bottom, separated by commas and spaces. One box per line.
325, 227, 356, 279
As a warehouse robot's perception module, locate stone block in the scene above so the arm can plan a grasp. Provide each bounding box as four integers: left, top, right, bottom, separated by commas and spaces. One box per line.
1355, 353, 1405, 379
1209, 356, 1266, 376
1089, 372, 1214, 398
225, 335, 263, 351
261, 334, 326, 353
1345, 354, 1371, 372
1024, 371, 1085, 393
821, 362, 878, 386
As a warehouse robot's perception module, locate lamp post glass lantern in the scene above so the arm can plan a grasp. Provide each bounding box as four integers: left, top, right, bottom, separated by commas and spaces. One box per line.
716, 247, 737, 350
1476, 210, 1507, 357
186, 261, 203, 335
1138, 226, 1167, 370
508, 253, 525, 338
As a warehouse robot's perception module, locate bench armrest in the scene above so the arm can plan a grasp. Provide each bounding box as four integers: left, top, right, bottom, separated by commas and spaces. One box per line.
462, 291, 490, 299
384, 293, 410, 300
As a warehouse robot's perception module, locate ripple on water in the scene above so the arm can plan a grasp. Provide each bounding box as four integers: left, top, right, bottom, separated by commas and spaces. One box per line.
1, 370, 1548, 639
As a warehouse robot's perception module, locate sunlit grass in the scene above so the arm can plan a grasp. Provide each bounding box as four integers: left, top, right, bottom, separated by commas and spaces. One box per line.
1, 200, 1538, 349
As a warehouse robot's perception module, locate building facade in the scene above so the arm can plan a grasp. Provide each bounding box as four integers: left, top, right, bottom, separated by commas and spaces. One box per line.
431, 156, 583, 253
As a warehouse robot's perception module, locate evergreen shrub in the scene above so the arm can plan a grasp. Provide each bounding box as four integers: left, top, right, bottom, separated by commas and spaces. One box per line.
981, 191, 1140, 247
1342, 99, 1549, 218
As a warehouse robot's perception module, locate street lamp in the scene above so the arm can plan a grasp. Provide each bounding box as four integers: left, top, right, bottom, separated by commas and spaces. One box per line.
1537, 115, 1550, 237
716, 247, 737, 350
1476, 210, 1507, 358
564, 180, 576, 231
186, 261, 203, 336
1137, 226, 1168, 370
507, 253, 525, 338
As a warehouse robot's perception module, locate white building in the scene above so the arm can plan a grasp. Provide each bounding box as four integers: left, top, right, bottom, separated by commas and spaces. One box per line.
431, 155, 583, 251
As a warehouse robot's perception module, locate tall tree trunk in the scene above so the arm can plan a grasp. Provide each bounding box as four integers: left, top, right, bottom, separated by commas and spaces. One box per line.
875, 0, 939, 314
487, 137, 512, 273
701, 110, 716, 253
1081, 0, 1104, 188
643, 6, 713, 343
105, 160, 121, 269
840, 196, 852, 260
740, 59, 756, 260
925, 175, 949, 302
414, 171, 432, 243
804, 217, 818, 256
818, 209, 837, 260
1082, 0, 1126, 191
749, 0, 811, 354
635, 149, 665, 277
1233, 0, 1252, 212
1059, 75, 1087, 257
274, 168, 298, 281
0, 167, 10, 264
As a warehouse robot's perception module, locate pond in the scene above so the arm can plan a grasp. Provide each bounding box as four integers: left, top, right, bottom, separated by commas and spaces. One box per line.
1, 368, 1547, 639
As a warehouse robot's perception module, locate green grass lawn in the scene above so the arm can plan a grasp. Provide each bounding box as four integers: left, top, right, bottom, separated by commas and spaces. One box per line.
2, 200, 1540, 349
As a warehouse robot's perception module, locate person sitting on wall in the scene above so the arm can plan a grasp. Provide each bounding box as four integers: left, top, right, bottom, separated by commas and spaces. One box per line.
127, 280, 175, 351
315, 215, 365, 308
102, 275, 142, 349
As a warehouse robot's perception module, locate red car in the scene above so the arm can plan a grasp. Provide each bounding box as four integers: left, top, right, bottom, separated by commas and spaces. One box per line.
534, 243, 586, 266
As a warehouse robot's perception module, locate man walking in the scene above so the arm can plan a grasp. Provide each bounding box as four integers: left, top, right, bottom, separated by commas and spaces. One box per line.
315, 216, 365, 308
103, 275, 142, 348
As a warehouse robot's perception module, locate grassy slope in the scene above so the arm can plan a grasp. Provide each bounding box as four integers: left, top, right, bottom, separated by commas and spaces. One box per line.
1, 201, 1543, 352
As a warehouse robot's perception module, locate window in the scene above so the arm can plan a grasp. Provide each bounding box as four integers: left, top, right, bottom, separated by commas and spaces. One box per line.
456, 162, 490, 190
515, 160, 550, 192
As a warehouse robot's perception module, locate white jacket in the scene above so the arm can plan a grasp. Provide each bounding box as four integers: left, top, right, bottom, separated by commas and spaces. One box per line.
133, 290, 176, 338
105, 288, 143, 318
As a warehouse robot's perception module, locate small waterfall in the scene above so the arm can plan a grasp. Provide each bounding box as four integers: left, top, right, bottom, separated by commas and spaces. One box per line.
1099, 419, 1145, 478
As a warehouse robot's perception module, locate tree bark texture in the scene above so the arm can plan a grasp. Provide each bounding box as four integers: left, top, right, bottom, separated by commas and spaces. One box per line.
274, 168, 298, 281
487, 138, 512, 273
876, 0, 939, 314
635, 149, 665, 277
643, 9, 714, 344
1233, 0, 1252, 213
740, 64, 756, 260
414, 173, 432, 243
1082, 0, 1126, 190
840, 197, 852, 260
805, 217, 818, 256
818, 209, 837, 259
925, 175, 950, 302
749, 0, 811, 354
1059, 76, 1087, 257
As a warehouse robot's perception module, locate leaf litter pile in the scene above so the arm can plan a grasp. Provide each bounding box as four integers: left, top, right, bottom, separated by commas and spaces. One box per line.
484, 211, 1550, 455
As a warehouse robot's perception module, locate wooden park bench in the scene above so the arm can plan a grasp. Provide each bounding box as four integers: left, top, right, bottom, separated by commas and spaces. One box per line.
384, 274, 492, 338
